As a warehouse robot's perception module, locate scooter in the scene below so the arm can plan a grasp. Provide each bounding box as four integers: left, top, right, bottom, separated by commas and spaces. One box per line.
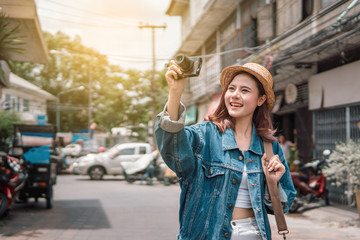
120, 151, 167, 185
289, 149, 331, 213
0, 152, 28, 218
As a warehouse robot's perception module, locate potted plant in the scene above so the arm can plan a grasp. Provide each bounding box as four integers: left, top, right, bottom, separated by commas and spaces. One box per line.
323, 140, 360, 217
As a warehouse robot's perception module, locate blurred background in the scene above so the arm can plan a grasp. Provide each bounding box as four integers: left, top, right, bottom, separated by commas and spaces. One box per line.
1, 0, 360, 212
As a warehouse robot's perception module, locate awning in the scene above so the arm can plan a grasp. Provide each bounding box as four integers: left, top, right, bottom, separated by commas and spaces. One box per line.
309, 60, 360, 110
0, 0, 48, 63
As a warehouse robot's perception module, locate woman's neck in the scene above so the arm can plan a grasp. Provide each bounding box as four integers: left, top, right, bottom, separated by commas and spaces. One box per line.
234, 117, 253, 137
234, 118, 253, 151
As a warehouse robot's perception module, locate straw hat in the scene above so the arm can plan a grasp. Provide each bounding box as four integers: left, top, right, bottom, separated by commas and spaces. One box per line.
220, 63, 275, 110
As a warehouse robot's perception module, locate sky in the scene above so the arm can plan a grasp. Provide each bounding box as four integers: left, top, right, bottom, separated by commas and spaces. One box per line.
34, 0, 182, 71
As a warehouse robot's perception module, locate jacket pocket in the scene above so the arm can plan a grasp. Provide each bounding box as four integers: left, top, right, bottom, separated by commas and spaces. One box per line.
201, 164, 225, 197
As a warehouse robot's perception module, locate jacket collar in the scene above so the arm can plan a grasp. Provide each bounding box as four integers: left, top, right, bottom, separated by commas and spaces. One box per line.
222, 123, 263, 156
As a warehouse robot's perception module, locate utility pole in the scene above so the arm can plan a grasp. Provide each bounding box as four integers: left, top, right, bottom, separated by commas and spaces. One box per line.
139, 23, 166, 146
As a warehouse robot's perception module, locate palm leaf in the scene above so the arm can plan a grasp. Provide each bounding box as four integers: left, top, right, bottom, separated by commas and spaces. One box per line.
0, 12, 25, 58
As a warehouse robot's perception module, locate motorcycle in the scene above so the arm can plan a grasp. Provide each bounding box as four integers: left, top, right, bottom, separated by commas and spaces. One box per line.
289, 149, 331, 213
0, 151, 28, 218
120, 150, 167, 185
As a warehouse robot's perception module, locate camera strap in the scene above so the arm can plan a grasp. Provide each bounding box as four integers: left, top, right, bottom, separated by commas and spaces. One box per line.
262, 140, 289, 240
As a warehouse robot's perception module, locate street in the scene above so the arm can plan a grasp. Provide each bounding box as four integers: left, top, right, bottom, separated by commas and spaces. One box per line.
0, 175, 359, 240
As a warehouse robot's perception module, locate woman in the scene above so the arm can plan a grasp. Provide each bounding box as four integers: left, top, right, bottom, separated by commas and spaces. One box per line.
155, 61, 296, 240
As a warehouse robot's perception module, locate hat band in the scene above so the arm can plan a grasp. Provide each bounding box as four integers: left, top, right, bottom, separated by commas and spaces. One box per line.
244, 65, 266, 80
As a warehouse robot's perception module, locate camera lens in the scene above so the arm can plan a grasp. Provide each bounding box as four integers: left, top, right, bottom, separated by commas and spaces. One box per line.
175, 54, 193, 73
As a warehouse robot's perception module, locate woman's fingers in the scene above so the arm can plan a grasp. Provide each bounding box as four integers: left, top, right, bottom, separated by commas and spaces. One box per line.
167, 60, 183, 78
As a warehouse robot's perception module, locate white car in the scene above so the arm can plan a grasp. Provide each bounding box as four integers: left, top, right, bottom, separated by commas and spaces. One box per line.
72, 143, 152, 180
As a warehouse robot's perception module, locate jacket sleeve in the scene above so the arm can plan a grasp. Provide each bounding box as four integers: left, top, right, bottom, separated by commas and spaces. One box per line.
264, 141, 296, 214
155, 102, 202, 182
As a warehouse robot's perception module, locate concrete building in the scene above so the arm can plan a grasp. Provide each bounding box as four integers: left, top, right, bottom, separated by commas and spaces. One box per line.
166, 0, 360, 204
1, 72, 56, 124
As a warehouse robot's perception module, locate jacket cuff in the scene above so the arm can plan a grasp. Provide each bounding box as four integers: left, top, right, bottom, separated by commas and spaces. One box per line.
264, 183, 288, 213
157, 102, 186, 133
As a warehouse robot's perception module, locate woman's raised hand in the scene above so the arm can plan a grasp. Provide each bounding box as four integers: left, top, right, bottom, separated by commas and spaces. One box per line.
165, 60, 188, 95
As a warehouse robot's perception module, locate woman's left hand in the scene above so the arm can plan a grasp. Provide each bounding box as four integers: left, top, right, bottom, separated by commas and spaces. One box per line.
262, 153, 286, 182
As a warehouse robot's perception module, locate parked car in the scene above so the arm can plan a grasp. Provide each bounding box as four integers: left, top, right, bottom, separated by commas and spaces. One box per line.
72, 143, 152, 180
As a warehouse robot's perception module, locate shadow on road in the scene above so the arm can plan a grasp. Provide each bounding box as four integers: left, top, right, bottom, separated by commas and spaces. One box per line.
0, 199, 111, 237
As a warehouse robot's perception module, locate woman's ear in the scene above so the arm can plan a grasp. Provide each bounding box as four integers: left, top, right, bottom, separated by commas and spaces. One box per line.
257, 94, 267, 107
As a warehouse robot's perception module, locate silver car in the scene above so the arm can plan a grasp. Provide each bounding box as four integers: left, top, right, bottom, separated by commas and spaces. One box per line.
72, 143, 152, 180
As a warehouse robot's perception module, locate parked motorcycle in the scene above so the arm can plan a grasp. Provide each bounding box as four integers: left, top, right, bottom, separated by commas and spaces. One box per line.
289, 149, 331, 213
0, 152, 28, 218
120, 151, 166, 185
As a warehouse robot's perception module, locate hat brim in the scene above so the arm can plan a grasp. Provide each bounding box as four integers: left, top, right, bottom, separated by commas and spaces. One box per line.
220, 65, 275, 110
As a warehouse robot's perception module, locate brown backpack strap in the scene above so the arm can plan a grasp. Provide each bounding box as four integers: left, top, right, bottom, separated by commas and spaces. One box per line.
263, 140, 289, 239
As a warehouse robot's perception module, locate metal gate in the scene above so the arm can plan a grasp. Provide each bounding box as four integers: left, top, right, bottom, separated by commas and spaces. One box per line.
313, 103, 360, 204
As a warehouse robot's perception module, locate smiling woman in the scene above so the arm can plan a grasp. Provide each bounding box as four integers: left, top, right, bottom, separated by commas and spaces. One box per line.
155, 60, 296, 240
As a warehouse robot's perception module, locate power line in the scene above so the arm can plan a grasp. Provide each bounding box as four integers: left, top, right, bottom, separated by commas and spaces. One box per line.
38, 14, 129, 28
43, 0, 138, 27
37, 7, 130, 27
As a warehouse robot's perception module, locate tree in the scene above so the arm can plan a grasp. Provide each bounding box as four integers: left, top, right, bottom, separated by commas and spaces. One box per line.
0, 12, 24, 59
9, 31, 169, 142
323, 140, 360, 207
0, 111, 23, 150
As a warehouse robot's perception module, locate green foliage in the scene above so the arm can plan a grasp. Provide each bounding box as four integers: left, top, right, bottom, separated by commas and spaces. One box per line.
0, 12, 24, 59
8, 31, 169, 141
0, 111, 22, 141
323, 140, 360, 198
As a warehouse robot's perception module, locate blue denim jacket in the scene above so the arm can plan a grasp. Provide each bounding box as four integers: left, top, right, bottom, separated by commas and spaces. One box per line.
155, 103, 296, 240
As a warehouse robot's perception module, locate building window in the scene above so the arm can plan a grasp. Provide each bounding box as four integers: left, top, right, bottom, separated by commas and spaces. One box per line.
320, 0, 338, 9
220, 11, 238, 69
23, 99, 29, 112
17, 97, 21, 112
2, 94, 11, 110
242, 18, 257, 48
302, 0, 313, 20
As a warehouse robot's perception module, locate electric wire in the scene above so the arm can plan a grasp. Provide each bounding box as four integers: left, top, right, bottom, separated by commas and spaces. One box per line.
37, 0, 360, 66
40, 0, 139, 27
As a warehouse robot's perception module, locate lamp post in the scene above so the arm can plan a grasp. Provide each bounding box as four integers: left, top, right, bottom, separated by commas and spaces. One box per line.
138, 23, 166, 146
56, 86, 84, 132
50, 49, 94, 138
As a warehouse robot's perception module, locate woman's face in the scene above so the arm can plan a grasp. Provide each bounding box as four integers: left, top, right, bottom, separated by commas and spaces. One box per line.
224, 73, 266, 120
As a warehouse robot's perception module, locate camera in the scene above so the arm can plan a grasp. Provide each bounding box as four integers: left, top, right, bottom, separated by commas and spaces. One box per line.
175, 54, 202, 78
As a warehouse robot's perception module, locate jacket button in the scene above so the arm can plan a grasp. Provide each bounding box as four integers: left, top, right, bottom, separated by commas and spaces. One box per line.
225, 233, 229, 238
232, 179, 237, 184
209, 167, 212, 175
238, 155, 243, 160
229, 204, 233, 210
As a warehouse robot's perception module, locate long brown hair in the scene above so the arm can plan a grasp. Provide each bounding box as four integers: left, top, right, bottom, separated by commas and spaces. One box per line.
208, 72, 276, 142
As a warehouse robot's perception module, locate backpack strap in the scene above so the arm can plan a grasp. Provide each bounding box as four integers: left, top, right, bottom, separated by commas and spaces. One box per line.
263, 140, 289, 239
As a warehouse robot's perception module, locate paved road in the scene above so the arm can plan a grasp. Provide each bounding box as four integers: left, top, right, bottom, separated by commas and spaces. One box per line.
0, 175, 180, 240
0, 175, 359, 240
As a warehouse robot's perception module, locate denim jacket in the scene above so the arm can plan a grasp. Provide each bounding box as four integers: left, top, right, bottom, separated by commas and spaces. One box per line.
155, 103, 296, 240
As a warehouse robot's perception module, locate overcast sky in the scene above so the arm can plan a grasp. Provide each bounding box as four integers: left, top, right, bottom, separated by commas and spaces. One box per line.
35, 0, 182, 71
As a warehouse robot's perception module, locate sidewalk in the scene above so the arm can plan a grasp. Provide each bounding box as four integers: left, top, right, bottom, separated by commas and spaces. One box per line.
269, 203, 360, 240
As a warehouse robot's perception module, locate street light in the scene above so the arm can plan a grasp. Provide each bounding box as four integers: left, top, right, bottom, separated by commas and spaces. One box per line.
56, 86, 85, 132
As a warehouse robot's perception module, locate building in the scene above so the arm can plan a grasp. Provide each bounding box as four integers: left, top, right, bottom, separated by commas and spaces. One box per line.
0, 0, 48, 109
1, 72, 56, 124
166, 0, 360, 204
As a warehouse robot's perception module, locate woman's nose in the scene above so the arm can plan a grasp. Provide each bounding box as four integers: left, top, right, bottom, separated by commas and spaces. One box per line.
231, 90, 241, 99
